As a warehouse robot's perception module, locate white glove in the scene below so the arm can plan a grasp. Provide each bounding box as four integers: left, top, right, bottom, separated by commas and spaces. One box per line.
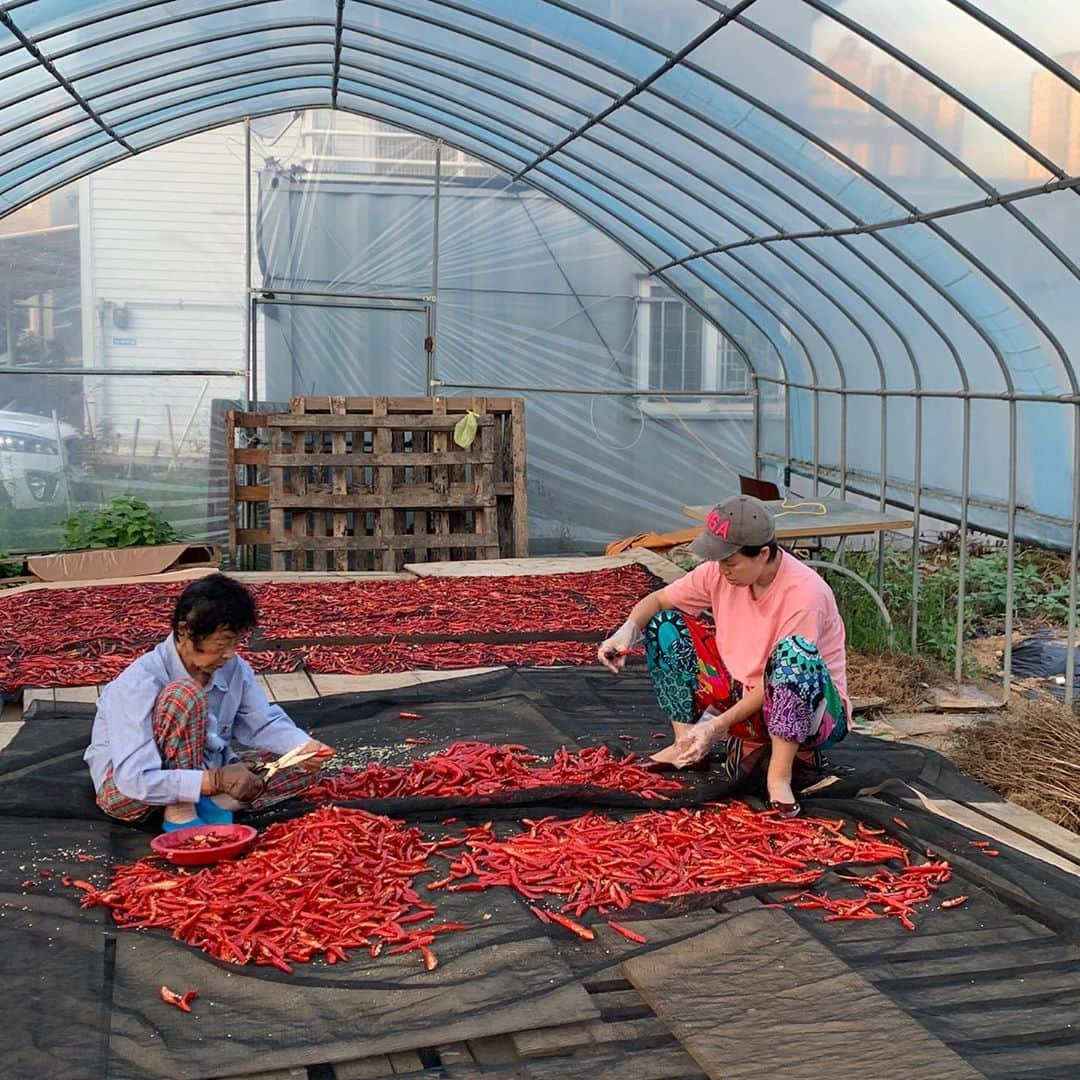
596, 617, 643, 673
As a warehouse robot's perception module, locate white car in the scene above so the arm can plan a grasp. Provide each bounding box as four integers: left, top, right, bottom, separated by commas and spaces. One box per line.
0, 410, 82, 510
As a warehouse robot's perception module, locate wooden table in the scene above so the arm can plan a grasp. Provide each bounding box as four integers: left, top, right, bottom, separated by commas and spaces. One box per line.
683, 496, 914, 644
682, 495, 914, 540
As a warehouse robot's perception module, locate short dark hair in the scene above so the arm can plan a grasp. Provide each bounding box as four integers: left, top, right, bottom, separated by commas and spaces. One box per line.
172, 573, 257, 643
739, 540, 780, 561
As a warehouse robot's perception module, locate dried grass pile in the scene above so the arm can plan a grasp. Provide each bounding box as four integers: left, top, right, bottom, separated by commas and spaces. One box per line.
949, 696, 1080, 834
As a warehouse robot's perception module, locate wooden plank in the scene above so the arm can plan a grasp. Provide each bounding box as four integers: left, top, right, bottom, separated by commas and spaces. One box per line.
523, 1045, 705, 1080
226, 408, 237, 558
475, 403, 500, 560
268, 424, 286, 572
267, 451, 495, 467
431, 398, 452, 561
333, 1055, 397, 1080
510, 397, 528, 557
235, 528, 271, 545
293, 395, 516, 415
263, 672, 319, 702
271, 533, 497, 552
331, 395, 349, 572
235, 484, 270, 501
54, 685, 98, 704
270, 488, 497, 510
373, 397, 398, 572
309, 672, 422, 695
232, 447, 269, 465
267, 414, 494, 430
620, 905, 983, 1080
388, 1049, 425, 1073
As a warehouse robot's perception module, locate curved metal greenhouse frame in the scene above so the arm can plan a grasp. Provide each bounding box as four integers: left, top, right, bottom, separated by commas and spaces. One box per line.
0, 0, 1077, 700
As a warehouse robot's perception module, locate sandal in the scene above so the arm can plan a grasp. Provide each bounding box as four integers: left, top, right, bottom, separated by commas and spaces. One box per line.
765, 799, 801, 819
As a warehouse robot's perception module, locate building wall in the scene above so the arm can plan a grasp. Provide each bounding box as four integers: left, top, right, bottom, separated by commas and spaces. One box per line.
81, 125, 248, 463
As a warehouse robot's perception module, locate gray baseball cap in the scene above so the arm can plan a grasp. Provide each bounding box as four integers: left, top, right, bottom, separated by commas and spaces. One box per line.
689, 494, 775, 561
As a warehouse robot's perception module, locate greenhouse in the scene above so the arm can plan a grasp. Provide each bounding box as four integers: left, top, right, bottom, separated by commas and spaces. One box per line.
1, 3, 1079, 1079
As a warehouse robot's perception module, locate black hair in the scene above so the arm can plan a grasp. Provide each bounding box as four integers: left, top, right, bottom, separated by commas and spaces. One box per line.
171, 573, 257, 643
739, 540, 780, 561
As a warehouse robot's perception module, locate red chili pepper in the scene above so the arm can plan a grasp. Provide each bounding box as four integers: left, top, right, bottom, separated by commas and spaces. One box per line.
160, 985, 197, 1012
983, 850, 1000, 857
969, 840, 991, 847
892, 817, 908, 829
607, 920, 646, 944
77, 807, 469, 975
403, 737, 430, 746
399, 711, 425, 720
546, 910, 594, 941
940, 895, 969, 909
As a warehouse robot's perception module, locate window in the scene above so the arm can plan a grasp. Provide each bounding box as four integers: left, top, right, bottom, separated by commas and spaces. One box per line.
634, 282, 751, 415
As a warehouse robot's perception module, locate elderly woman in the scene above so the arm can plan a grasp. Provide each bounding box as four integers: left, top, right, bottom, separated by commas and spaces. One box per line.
85, 573, 333, 831
598, 495, 850, 817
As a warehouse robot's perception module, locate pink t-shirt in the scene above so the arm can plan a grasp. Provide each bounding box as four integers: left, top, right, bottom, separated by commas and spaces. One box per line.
662, 551, 849, 714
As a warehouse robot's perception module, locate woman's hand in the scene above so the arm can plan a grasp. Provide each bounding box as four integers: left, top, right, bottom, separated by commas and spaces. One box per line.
597, 618, 643, 673
673, 712, 725, 768
296, 738, 336, 772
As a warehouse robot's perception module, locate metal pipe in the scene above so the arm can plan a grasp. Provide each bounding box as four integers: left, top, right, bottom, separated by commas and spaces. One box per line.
331, 0, 345, 108
0, 366, 246, 377
912, 396, 923, 652
429, 140, 441, 392
655, 175, 1079, 272
252, 287, 433, 302
954, 398, 972, 684
431, 380, 754, 398
1067, 404, 1080, 708
878, 393, 887, 595
812, 387, 820, 494
751, 373, 761, 478
1003, 398, 1018, 700
243, 117, 253, 406
752, 377, 1080, 405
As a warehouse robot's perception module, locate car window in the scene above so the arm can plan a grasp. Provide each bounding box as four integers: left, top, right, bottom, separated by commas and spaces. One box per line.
0, 431, 59, 455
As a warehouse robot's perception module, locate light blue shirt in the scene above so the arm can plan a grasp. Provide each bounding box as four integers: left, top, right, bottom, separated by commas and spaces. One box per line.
84, 635, 309, 806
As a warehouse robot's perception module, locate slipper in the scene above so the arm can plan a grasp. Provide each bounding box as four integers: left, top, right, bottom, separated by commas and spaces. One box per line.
196, 795, 234, 825
765, 800, 801, 819
161, 816, 207, 832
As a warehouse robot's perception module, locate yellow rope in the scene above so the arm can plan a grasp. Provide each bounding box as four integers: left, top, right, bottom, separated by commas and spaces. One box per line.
772, 495, 828, 518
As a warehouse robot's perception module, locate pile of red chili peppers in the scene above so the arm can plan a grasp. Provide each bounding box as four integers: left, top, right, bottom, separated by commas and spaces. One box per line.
0, 566, 654, 692
304, 741, 683, 802
432, 802, 957, 932
75, 806, 464, 972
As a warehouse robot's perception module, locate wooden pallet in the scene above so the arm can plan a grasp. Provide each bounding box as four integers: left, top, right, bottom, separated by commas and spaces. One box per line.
227, 396, 527, 571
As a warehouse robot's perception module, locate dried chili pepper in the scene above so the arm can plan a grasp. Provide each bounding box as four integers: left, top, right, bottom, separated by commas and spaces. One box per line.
607, 920, 647, 944
77, 807, 465, 973
305, 741, 682, 803
160, 985, 198, 1013
399, 712, 425, 720
940, 895, 969, 909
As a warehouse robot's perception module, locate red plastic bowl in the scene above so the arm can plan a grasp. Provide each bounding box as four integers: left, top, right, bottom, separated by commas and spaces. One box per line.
150, 823, 258, 866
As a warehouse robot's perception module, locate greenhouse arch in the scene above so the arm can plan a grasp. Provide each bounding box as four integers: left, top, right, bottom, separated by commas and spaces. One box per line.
0, 0, 1078, 698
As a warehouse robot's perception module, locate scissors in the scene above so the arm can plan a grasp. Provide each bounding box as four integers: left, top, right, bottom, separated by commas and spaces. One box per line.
253, 745, 323, 782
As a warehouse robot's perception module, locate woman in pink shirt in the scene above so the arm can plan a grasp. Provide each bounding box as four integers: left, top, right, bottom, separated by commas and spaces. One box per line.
597, 495, 849, 818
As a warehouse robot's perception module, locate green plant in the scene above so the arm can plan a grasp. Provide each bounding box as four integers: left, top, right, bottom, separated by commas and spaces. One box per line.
826, 542, 1073, 672
0, 550, 25, 578
60, 495, 182, 550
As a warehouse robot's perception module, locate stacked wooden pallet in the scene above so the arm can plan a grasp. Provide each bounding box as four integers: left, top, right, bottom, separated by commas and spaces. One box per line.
227, 396, 527, 571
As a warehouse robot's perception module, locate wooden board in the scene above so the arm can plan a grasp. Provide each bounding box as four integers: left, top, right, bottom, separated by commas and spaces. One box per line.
620, 905, 982, 1080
